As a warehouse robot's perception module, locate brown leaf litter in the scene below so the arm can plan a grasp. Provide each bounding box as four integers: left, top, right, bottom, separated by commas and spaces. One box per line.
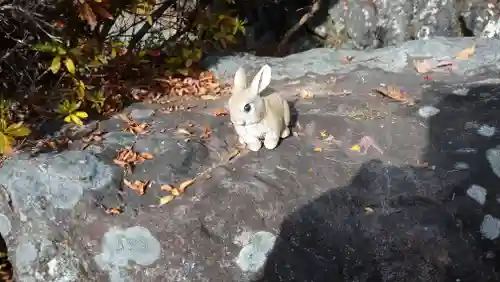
159, 178, 196, 206
455, 45, 475, 60
154, 71, 231, 101
371, 84, 416, 106
123, 179, 150, 195
118, 114, 150, 134
113, 146, 154, 173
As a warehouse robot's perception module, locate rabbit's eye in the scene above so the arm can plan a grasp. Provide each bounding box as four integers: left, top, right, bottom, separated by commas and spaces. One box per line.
243, 104, 251, 112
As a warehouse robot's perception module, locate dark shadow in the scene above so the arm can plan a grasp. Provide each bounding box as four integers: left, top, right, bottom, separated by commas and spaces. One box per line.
0, 232, 14, 281
287, 100, 299, 132
200, 0, 340, 67
252, 82, 500, 281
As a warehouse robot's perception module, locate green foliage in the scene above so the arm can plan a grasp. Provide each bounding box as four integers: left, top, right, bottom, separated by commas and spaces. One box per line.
0, 120, 31, 155
0, 0, 246, 155
56, 100, 89, 126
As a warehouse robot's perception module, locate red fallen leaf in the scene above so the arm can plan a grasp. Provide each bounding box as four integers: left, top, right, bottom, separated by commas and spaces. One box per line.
55, 21, 65, 28
78, 2, 97, 26
149, 50, 161, 56
88, 1, 114, 20
213, 108, 228, 116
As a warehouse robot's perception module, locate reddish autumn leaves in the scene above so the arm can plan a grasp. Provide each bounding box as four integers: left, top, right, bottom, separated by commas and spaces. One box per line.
113, 146, 154, 171
77, 0, 114, 28
371, 84, 416, 106
155, 71, 230, 98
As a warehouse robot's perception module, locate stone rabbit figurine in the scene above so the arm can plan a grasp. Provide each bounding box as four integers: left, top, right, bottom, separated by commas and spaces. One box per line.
228, 64, 291, 151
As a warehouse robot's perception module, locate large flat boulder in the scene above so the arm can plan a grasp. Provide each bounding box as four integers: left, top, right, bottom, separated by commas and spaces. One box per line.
1, 37, 500, 281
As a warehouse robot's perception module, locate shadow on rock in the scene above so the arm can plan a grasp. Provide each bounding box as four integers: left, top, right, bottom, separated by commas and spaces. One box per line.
0, 232, 14, 282
252, 83, 500, 281
200, 0, 340, 69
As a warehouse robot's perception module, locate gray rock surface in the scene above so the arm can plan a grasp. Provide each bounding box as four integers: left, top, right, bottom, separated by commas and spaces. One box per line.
228, 0, 500, 54
1, 36, 500, 281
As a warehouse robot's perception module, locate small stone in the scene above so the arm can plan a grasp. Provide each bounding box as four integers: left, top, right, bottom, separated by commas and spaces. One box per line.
477, 125, 496, 137
480, 214, 500, 240
130, 108, 155, 121
466, 184, 487, 205
94, 226, 161, 270
485, 251, 496, 259
454, 162, 469, 170
418, 106, 440, 118
0, 214, 11, 236
486, 148, 500, 178
235, 231, 277, 273
452, 88, 469, 96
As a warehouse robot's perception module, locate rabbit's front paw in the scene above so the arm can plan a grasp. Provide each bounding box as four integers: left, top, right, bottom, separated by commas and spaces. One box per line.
264, 135, 279, 150
281, 127, 290, 138
238, 136, 246, 146
247, 139, 262, 151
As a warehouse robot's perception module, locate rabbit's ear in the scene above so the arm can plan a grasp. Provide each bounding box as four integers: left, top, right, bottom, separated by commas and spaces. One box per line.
249, 64, 272, 96
233, 67, 247, 92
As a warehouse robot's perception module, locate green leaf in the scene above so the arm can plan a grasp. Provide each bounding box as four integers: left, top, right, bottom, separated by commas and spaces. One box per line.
0, 132, 12, 155
146, 15, 153, 25
74, 111, 88, 118
4, 122, 31, 137
194, 48, 202, 60
56, 46, 67, 56
31, 43, 57, 53
226, 34, 236, 43
50, 56, 61, 74
0, 119, 6, 131
70, 114, 83, 126
64, 57, 76, 75
63, 115, 72, 123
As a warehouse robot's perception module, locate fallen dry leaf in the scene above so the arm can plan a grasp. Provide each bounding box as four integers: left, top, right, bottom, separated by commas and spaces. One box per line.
350, 144, 361, 152
123, 122, 149, 134
413, 59, 434, 74
105, 207, 123, 215
227, 149, 240, 161
176, 128, 192, 136
139, 152, 154, 160
364, 207, 374, 214
455, 45, 475, 60
299, 89, 314, 99
171, 188, 181, 196
160, 184, 173, 191
123, 179, 150, 195
213, 108, 228, 116
371, 84, 415, 105
159, 195, 175, 206
178, 178, 196, 193
313, 147, 323, 152
200, 95, 219, 100
201, 126, 212, 138
113, 147, 154, 170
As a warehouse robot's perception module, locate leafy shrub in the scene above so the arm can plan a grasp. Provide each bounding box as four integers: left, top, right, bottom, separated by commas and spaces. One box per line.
0, 0, 245, 155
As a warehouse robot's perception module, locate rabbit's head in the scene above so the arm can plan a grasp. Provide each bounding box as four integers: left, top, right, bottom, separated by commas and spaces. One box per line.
228, 64, 272, 126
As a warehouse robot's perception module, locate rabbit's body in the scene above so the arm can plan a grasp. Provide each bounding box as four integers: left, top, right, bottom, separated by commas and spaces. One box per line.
228, 65, 291, 151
